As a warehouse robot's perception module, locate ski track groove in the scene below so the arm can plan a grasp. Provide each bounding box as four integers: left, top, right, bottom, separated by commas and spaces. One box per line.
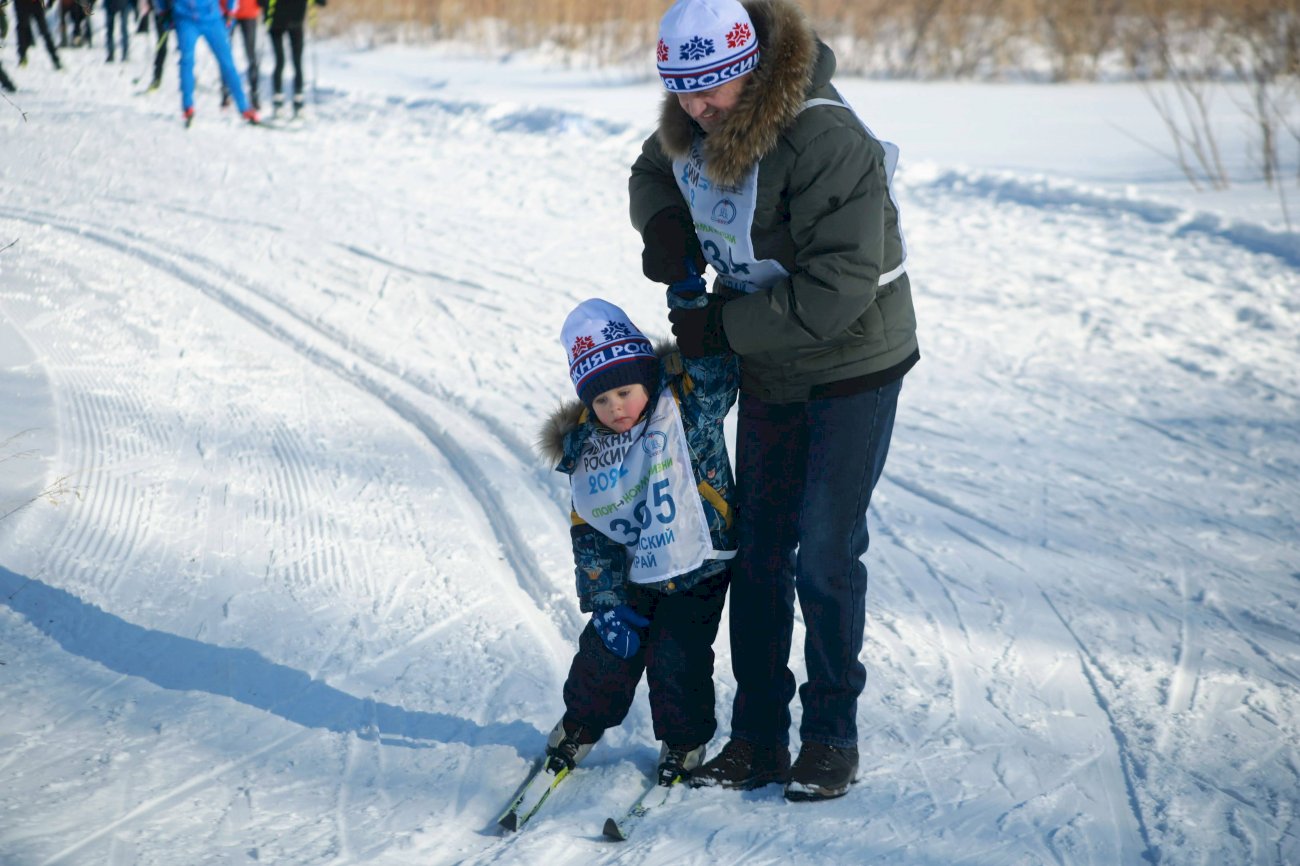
56, 367, 115, 591
294, 240, 550, 476
1158, 567, 1203, 754
332, 731, 359, 864
1040, 591, 1158, 865
268, 421, 321, 596
874, 508, 975, 654
0, 203, 582, 655
37, 728, 315, 866
1199, 593, 1300, 687
867, 518, 960, 819
10, 252, 168, 606
886, 473, 1024, 545
875, 484, 1159, 865
196, 223, 568, 626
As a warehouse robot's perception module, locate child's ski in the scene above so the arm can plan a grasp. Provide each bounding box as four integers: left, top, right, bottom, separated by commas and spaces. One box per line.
497, 758, 572, 833
602, 774, 686, 841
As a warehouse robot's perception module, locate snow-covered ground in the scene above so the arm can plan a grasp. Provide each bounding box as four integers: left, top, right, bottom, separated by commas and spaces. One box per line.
1, 36, 1298, 866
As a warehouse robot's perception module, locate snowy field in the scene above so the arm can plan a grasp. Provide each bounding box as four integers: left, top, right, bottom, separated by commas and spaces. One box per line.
2, 36, 1298, 866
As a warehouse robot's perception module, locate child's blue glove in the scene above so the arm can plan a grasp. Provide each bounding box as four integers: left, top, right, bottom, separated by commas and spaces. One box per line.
592, 605, 650, 659
666, 269, 707, 309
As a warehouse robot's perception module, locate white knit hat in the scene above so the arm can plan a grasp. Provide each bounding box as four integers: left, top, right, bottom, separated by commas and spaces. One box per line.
657, 0, 760, 93
561, 299, 658, 408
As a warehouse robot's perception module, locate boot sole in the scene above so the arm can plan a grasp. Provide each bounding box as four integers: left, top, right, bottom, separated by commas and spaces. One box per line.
783, 775, 857, 802
690, 769, 789, 791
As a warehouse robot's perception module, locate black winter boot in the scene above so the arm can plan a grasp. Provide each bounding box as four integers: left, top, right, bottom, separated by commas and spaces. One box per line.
784, 742, 859, 801
689, 738, 790, 790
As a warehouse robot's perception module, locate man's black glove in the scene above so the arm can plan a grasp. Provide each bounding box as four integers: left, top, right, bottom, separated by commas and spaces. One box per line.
641, 206, 706, 284
668, 294, 730, 358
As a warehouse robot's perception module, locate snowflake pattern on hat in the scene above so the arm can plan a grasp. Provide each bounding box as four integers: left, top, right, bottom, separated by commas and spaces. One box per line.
726, 22, 752, 49
571, 335, 595, 360
603, 321, 634, 341
680, 36, 715, 62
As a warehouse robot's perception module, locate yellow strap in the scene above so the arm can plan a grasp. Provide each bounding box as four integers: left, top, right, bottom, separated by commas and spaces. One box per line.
696, 481, 732, 529
662, 351, 696, 398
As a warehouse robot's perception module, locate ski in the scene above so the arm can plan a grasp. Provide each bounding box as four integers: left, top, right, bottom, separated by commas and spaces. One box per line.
257, 118, 309, 133
496, 758, 572, 833
602, 774, 686, 841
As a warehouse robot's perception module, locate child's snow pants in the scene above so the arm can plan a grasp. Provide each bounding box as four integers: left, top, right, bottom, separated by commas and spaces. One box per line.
561, 568, 728, 749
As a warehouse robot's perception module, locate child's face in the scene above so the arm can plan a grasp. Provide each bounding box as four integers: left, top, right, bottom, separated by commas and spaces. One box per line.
592, 384, 650, 434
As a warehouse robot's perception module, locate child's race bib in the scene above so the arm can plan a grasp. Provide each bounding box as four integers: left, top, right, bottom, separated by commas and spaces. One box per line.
571, 389, 727, 584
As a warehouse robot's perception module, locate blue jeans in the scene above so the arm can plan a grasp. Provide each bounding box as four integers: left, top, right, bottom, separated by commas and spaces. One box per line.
105, 5, 130, 59
175, 17, 247, 113
728, 379, 902, 749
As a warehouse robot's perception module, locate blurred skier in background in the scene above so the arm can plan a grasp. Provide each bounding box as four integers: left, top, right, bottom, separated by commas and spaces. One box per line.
0, 1, 15, 91
263, 0, 321, 118
219, 0, 259, 110
152, 0, 258, 125
103, 0, 130, 61
13, 0, 62, 68
138, 0, 169, 90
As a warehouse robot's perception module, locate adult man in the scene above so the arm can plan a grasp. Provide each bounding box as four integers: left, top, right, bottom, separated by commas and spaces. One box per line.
629, 0, 919, 802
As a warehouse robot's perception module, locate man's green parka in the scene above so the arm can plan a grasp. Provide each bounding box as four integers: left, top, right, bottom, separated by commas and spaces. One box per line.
630, 0, 919, 403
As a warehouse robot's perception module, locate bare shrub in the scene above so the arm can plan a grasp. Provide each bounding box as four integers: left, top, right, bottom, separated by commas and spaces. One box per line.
919, 0, 1033, 78
1142, 74, 1232, 190
1036, 0, 1123, 81
1220, 0, 1300, 186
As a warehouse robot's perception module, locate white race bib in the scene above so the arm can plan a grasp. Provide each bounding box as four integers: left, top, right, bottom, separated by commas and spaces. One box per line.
673, 138, 790, 296
571, 389, 728, 584
675, 100, 907, 290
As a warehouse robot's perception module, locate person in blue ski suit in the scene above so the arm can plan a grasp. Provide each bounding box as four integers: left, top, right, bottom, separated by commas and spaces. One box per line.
152, 0, 258, 124
536, 287, 739, 789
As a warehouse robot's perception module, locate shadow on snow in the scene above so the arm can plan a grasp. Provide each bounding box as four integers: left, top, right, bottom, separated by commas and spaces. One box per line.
0, 564, 538, 758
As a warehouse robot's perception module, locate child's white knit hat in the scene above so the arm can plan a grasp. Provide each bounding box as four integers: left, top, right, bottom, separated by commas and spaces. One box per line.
561, 299, 658, 408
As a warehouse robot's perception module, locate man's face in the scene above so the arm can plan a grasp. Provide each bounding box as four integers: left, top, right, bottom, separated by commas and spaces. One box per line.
675, 77, 748, 132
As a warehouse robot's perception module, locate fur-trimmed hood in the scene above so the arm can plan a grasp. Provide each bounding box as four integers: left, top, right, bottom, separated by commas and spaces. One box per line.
536, 340, 678, 468
655, 0, 824, 187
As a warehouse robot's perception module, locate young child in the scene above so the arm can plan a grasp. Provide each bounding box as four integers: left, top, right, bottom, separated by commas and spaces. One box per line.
537, 290, 739, 786
152, 0, 258, 126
